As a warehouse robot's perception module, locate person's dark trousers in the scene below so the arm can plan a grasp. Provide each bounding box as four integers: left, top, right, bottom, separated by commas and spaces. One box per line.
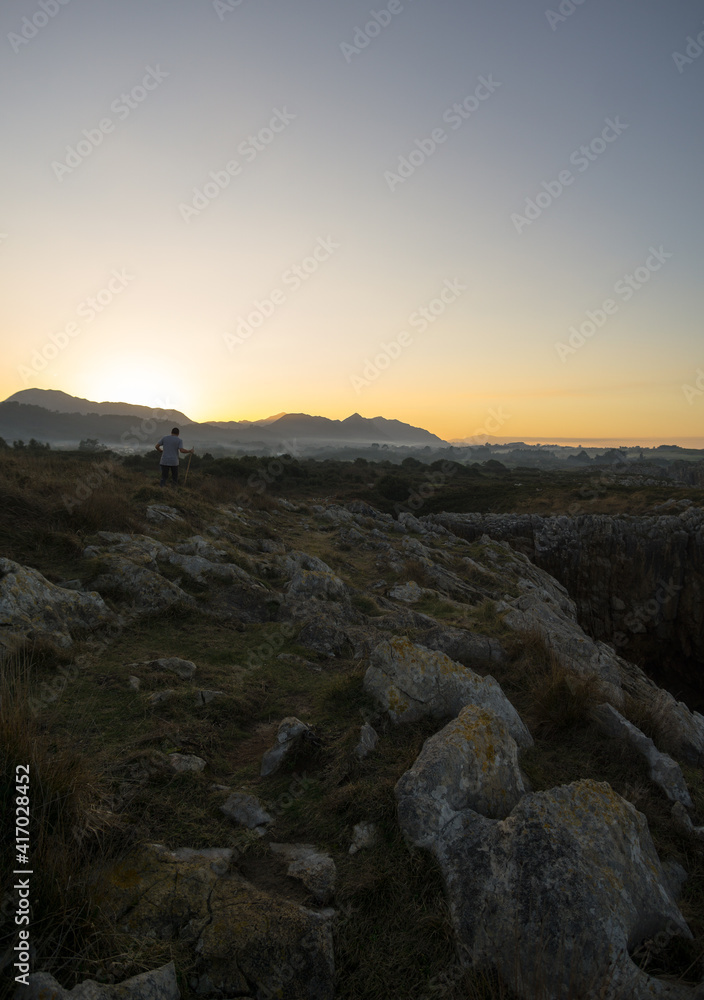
160, 465, 179, 487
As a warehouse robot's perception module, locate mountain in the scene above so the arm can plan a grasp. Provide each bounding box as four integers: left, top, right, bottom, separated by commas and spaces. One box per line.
0, 391, 447, 451
6, 388, 191, 424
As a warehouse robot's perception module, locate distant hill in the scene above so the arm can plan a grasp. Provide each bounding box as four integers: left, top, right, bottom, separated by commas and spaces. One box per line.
7, 388, 192, 424
0, 391, 447, 451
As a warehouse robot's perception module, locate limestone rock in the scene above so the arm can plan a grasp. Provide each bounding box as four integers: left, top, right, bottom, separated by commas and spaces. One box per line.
349, 822, 377, 855
128, 657, 196, 680
354, 723, 379, 760
168, 753, 206, 773
388, 581, 429, 603
89, 553, 189, 613
270, 843, 337, 904
15, 962, 180, 1000
287, 568, 348, 602
0, 557, 115, 647
591, 702, 694, 809
146, 504, 183, 523
417, 624, 507, 667
364, 636, 532, 747
396, 705, 525, 849
421, 779, 693, 1000
221, 792, 273, 834
148, 689, 175, 705
98, 845, 334, 999
261, 717, 313, 777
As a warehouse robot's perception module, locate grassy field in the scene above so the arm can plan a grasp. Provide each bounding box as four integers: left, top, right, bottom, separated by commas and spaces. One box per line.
1, 450, 704, 998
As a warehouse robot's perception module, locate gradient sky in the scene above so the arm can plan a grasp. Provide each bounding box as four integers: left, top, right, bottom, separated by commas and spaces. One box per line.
1, 0, 703, 444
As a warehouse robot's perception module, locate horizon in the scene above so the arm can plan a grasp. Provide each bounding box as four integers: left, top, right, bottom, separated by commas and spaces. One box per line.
4, 387, 704, 451
1, 1, 702, 443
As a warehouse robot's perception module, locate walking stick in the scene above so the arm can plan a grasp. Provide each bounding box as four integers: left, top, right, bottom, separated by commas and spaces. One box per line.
184, 450, 193, 486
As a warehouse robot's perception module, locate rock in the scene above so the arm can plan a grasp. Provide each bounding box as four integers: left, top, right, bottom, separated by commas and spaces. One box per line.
194, 690, 224, 706
396, 705, 526, 850
364, 637, 532, 748
354, 723, 379, 760
349, 822, 377, 854
221, 792, 274, 834
148, 689, 175, 705
99, 845, 335, 999
128, 657, 196, 680
0, 558, 116, 647
297, 620, 353, 658
168, 753, 206, 773
420, 779, 693, 1000
15, 962, 180, 1000
270, 843, 337, 904
146, 504, 183, 523
275, 498, 300, 512
591, 703, 694, 809
417, 625, 507, 667
89, 553, 189, 614
261, 717, 313, 777
128, 676, 140, 690
287, 568, 348, 602
388, 581, 429, 603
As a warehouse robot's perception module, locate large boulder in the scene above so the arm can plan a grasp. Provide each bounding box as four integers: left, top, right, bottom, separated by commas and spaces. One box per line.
411, 779, 693, 1000
0, 558, 116, 647
97, 845, 334, 999
364, 637, 532, 747
395, 704, 526, 849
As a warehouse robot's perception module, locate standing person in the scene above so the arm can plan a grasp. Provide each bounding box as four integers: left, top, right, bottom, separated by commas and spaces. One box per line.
155, 427, 194, 487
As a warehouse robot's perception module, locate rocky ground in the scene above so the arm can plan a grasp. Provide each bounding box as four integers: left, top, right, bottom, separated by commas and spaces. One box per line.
3, 462, 704, 1000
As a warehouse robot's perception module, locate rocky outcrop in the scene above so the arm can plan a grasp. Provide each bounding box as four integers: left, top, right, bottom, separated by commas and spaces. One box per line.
429, 509, 704, 698
395, 704, 526, 847
364, 636, 532, 747
399, 777, 693, 999
261, 717, 314, 777
0, 557, 116, 648
591, 703, 693, 808
98, 844, 335, 999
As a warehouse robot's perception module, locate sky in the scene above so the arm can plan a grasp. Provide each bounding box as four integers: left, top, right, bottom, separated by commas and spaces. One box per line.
1, 0, 703, 445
